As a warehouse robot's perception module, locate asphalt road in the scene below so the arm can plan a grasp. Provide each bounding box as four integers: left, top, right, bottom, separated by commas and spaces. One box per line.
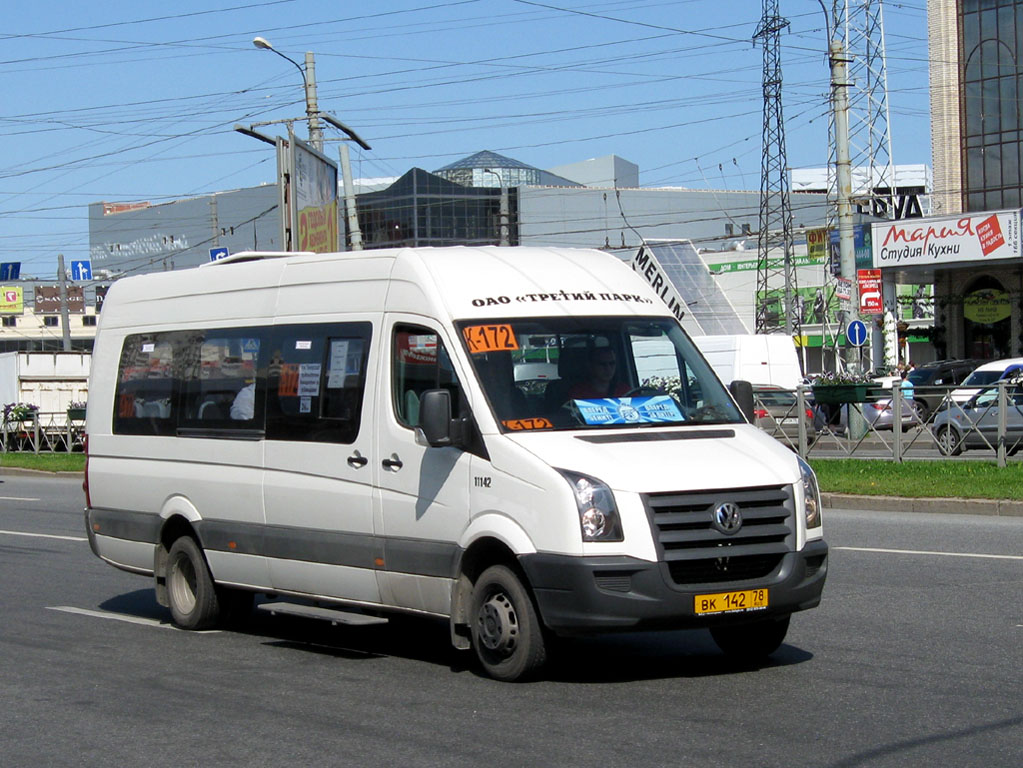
1, 474, 1020, 767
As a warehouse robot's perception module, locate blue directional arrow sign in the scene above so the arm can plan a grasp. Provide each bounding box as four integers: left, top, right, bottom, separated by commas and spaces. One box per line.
209, 247, 229, 262
70, 260, 92, 280
847, 319, 868, 347
0, 262, 20, 281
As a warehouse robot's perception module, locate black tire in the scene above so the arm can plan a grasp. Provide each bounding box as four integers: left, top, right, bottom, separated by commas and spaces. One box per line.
914, 400, 930, 422
470, 565, 546, 681
166, 536, 221, 630
936, 425, 963, 456
216, 587, 254, 626
710, 615, 790, 662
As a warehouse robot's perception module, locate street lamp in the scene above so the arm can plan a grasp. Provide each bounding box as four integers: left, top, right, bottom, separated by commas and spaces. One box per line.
253, 36, 323, 151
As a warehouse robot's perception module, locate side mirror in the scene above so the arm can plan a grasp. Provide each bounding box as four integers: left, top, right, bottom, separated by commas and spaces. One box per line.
416, 389, 455, 447
729, 379, 755, 424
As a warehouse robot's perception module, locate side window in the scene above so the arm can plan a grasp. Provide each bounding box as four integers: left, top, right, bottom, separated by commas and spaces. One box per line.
974, 389, 998, 408
393, 325, 465, 428
113, 332, 178, 435
179, 329, 267, 429
266, 322, 371, 444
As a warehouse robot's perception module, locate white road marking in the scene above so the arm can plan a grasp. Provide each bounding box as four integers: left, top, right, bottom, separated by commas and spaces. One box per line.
0, 496, 41, 501
0, 528, 86, 542
835, 546, 1023, 561
46, 606, 219, 633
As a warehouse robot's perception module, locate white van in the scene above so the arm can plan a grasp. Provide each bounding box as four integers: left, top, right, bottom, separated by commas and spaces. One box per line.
84, 246, 827, 681
949, 357, 1023, 404
691, 334, 803, 390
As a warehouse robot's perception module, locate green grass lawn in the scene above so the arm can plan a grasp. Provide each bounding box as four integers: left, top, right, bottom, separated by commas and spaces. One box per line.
3, 452, 1021, 501
809, 459, 1023, 500
1, 453, 86, 473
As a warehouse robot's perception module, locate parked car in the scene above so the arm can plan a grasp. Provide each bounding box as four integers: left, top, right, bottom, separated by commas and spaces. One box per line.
906, 359, 982, 419
931, 379, 1023, 455
948, 358, 1023, 405
869, 367, 902, 390
825, 397, 921, 433
753, 386, 818, 445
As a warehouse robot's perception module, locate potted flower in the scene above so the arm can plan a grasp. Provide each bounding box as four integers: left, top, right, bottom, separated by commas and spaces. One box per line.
67, 401, 87, 420
811, 371, 875, 404
3, 402, 40, 426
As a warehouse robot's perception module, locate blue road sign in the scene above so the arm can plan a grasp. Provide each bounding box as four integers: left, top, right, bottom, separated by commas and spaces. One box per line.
70, 260, 92, 280
210, 247, 229, 261
0, 262, 21, 281
847, 319, 868, 347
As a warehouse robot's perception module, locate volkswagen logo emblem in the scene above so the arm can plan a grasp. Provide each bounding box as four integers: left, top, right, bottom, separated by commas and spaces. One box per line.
712, 502, 743, 535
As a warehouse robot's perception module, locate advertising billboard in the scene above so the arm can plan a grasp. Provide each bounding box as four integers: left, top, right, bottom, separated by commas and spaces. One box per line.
291, 136, 338, 254
35, 285, 85, 314
1, 285, 24, 314
871, 209, 1021, 268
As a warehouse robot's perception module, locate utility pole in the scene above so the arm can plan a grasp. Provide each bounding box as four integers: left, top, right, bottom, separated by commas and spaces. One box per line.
483, 169, 511, 246
339, 143, 363, 250
56, 253, 72, 352
829, 36, 861, 373
303, 51, 324, 152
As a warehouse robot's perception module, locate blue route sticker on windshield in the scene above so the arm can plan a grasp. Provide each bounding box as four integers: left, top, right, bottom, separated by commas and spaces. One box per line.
574, 396, 685, 425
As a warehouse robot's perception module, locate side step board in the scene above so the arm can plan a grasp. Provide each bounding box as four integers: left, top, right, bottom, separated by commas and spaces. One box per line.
257, 602, 388, 627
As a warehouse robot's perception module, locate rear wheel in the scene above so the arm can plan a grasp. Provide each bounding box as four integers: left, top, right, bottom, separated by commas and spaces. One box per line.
470, 565, 546, 681
711, 616, 790, 662
166, 536, 221, 630
936, 425, 963, 456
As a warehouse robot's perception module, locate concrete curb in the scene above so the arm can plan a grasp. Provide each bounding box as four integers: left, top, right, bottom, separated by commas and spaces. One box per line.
0, 467, 84, 478
821, 492, 1023, 517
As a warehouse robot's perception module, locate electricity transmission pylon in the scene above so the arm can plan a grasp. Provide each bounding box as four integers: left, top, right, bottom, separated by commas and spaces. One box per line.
828, 0, 896, 219
755, 0, 798, 335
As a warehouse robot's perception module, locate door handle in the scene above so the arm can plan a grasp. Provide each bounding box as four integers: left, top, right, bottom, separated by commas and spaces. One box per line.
382, 455, 404, 470
347, 454, 368, 468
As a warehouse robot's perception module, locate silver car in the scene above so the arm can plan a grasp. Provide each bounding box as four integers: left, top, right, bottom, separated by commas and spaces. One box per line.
931, 382, 1023, 456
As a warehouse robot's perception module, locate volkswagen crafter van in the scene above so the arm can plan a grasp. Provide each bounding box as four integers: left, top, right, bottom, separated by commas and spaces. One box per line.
84, 246, 827, 681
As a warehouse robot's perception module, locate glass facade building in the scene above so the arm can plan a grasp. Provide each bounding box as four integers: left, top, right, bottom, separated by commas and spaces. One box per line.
961, 0, 1023, 211
434, 150, 543, 188
355, 168, 517, 249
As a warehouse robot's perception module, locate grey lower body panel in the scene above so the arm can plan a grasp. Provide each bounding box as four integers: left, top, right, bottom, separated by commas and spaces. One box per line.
519, 540, 828, 635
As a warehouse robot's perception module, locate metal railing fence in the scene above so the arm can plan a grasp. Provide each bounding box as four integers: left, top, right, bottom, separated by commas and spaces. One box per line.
1, 411, 86, 454
752, 381, 1023, 466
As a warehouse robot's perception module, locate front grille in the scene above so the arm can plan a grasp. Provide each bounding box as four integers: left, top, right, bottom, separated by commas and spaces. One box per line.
646, 485, 794, 585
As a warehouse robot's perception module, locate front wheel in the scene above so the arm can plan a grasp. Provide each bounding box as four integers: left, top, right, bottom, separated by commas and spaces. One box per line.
710, 616, 790, 662
166, 536, 221, 630
470, 565, 546, 681
936, 425, 963, 456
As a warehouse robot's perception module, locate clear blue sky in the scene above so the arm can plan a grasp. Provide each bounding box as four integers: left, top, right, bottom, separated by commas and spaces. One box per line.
1, 0, 930, 278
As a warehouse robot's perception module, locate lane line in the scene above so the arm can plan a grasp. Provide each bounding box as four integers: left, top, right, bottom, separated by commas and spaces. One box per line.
835, 546, 1023, 561
46, 606, 219, 633
0, 496, 41, 501
0, 528, 86, 542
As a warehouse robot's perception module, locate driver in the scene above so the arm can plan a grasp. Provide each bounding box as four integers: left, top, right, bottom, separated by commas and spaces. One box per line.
568, 347, 630, 399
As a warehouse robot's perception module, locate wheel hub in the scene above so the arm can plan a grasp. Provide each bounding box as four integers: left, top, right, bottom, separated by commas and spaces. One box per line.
477, 592, 519, 654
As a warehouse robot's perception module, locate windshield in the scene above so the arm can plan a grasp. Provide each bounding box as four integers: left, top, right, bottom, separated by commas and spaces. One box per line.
962, 370, 1002, 387
456, 316, 743, 432
907, 369, 934, 386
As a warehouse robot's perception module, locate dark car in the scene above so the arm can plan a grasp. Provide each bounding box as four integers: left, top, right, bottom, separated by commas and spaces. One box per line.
906, 359, 983, 419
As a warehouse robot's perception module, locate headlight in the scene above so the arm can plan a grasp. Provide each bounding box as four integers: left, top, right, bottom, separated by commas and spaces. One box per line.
557, 470, 623, 542
798, 457, 822, 530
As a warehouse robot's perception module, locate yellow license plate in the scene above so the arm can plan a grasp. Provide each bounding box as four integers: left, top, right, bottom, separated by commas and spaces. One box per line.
694, 588, 769, 615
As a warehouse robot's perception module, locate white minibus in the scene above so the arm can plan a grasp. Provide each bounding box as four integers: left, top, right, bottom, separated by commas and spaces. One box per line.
84, 246, 827, 681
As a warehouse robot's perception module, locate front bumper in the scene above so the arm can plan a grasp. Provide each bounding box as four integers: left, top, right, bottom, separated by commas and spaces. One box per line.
519, 539, 828, 635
